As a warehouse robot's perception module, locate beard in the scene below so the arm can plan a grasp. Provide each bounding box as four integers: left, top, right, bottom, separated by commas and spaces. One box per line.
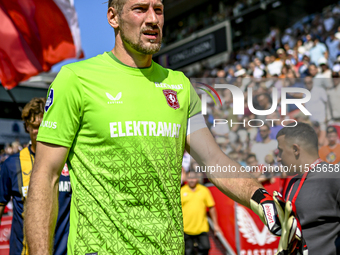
119, 19, 162, 55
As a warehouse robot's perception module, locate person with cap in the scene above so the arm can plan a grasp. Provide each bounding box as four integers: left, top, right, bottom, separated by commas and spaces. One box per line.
319, 126, 340, 164
276, 48, 286, 64
277, 122, 340, 255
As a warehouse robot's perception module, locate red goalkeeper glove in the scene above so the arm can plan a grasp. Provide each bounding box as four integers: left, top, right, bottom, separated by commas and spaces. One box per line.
250, 188, 283, 236
273, 191, 308, 255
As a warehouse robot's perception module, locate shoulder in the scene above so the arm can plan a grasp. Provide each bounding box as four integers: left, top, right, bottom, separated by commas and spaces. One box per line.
319, 145, 329, 151
197, 184, 210, 193
152, 62, 190, 85
181, 184, 190, 193
269, 139, 278, 146
60, 54, 108, 76
1, 152, 20, 172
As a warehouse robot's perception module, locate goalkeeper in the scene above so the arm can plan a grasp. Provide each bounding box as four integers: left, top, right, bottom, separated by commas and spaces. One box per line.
277, 122, 340, 255
24, 0, 299, 254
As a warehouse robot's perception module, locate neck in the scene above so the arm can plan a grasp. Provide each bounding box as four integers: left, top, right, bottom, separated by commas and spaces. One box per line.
31, 141, 36, 153
263, 137, 271, 143
329, 142, 337, 148
190, 186, 196, 191
112, 37, 153, 68
296, 155, 320, 174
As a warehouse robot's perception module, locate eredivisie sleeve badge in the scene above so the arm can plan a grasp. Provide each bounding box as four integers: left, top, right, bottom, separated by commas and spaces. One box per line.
163, 89, 180, 110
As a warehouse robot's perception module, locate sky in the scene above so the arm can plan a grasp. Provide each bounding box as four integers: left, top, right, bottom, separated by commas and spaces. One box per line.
52, 0, 115, 72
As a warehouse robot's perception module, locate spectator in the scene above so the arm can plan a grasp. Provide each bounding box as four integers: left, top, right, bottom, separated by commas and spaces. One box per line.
323, 12, 335, 32
255, 111, 283, 142
327, 76, 340, 121
253, 58, 265, 78
325, 34, 340, 68
304, 76, 328, 130
295, 39, 307, 59
297, 54, 311, 77
267, 55, 283, 76
250, 123, 278, 164
181, 171, 221, 255
308, 63, 318, 77
0, 98, 71, 255
335, 26, 340, 40
309, 38, 327, 65
311, 121, 327, 148
319, 126, 340, 164
314, 59, 333, 89
303, 34, 314, 52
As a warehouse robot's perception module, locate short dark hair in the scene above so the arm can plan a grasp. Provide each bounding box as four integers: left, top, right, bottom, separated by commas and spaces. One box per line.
22, 97, 46, 133
276, 122, 318, 154
108, 0, 126, 14
260, 122, 271, 131
246, 153, 257, 162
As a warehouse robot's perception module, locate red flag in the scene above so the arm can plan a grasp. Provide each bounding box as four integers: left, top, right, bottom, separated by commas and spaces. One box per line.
0, 0, 83, 89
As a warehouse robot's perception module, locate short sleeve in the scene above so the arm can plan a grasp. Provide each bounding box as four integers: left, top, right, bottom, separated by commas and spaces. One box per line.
0, 162, 11, 206
204, 187, 215, 208
189, 83, 201, 118
37, 66, 84, 148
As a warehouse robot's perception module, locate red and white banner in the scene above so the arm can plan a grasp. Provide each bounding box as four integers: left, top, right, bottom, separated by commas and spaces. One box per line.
208, 178, 283, 255
0, 216, 11, 255
0, 0, 83, 89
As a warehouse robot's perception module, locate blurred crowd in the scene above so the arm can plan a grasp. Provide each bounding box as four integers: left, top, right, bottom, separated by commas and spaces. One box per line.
181, 2, 340, 183
163, 0, 270, 46
0, 140, 24, 164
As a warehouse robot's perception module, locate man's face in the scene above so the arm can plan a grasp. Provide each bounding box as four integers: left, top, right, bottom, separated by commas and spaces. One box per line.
187, 172, 200, 189
304, 76, 313, 90
246, 156, 258, 167
118, 0, 164, 55
258, 95, 268, 108
308, 65, 317, 77
327, 132, 338, 145
259, 125, 270, 140
26, 114, 43, 143
277, 135, 296, 173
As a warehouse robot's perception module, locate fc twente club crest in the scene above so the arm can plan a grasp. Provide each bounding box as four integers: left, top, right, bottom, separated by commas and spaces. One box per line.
163, 89, 180, 110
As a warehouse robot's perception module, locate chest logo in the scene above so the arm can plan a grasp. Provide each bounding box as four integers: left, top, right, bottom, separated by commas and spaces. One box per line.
163, 89, 180, 110
106, 92, 123, 104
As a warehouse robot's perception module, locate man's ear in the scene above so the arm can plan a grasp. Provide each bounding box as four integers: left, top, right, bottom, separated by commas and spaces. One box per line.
292, 143, 300, 159
107, 6, 119, 29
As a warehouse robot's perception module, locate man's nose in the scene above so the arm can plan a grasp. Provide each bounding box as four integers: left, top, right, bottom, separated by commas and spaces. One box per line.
145, 8, 159, 25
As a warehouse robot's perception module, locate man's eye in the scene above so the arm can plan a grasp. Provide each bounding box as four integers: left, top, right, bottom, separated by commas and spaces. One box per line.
134, 7, 145, 11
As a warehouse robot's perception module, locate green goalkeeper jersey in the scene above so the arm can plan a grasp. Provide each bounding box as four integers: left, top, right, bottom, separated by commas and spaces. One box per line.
37, 52, 201, 255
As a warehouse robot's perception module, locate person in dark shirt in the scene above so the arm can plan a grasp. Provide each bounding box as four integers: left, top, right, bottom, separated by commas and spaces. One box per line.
277, 122, 340, 255
0, 98, 71, 255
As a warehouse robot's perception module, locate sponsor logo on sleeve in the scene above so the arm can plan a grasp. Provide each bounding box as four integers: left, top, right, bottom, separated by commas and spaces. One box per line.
45, 88, 54, 112
40, 121, 57, 129
61, 164, 69, 176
